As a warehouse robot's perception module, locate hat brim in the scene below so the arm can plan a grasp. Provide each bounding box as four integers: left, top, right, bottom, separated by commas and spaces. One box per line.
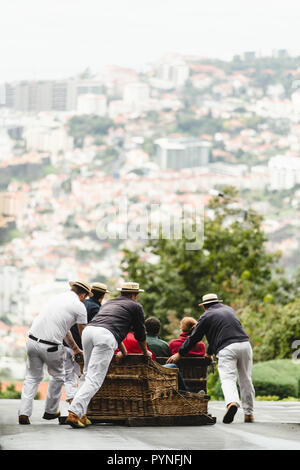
92, 288, 110, 294
117, 288, 144, 293
69, 281, 94, 297
198, 299, 222, 306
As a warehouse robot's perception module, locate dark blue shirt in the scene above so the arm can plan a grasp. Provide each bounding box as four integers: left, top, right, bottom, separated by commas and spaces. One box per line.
178, 303, 249, 356
69, 297, 101, 349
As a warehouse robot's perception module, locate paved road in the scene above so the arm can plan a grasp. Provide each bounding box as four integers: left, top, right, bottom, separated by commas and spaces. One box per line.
1, 399, 300, 451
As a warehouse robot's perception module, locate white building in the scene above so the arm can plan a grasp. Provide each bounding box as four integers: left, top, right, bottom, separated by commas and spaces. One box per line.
25, 127, 74, 155
77, 93, 107, 116
155, 60, 189, 88
0, 266, 21, 319
0, 128, 14, 160
123, 82, 150, 112
108, 100, 132, 118
268, 155, 300, 190
155, 137, 211, 170
291, 90, 300, 113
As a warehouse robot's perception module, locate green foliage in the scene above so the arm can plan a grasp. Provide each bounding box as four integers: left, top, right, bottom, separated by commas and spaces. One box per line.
0, 382, 41, 400
255, 395, 280, 401
207, 359, 300, 400
121, 186, 288, 347
67, 115, 114, 147
43, 165, 57, 176
257, 300, 300, 360
170, 110, 223, 137
120, 186, 300, 361
207, 366, 223, 400
0, 383, 21, 399
252, 360, 300, 399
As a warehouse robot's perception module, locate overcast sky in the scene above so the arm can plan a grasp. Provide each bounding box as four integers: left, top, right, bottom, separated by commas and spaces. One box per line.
1, 0, 300, 81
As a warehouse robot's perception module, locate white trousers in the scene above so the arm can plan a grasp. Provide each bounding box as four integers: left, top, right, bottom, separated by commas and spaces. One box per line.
69, 326, 117, 418
64, 346, 81, 401
217, 341, 255, 415
19, 338, 65, 417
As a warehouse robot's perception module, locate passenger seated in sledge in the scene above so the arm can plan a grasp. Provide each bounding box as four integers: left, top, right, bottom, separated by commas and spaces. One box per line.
169, 317, 206, 356
115, 331, 189, 392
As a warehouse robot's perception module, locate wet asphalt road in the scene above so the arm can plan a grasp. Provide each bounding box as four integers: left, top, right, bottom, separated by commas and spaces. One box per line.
1, 399, 300, 451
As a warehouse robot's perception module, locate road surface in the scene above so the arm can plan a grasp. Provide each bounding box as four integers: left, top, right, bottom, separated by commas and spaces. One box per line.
1, 399, 300, 451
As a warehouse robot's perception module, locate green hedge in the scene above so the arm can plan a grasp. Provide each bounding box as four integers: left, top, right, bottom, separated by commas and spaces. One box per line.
207, 359, 300, 400
252, 359, 300, 399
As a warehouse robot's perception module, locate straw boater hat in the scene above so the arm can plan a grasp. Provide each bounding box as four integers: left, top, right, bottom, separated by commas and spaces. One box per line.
91, 282, 110, 294
117, 281, 144, 293
69, 280, 93, 297
199, 293, 223, 306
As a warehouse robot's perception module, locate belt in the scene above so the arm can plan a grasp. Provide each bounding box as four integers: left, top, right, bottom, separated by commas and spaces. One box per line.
29, 334, 59, 346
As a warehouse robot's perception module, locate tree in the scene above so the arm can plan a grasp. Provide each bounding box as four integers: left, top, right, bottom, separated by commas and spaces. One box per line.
120, 186, 292, 350
67, 115, 114, 147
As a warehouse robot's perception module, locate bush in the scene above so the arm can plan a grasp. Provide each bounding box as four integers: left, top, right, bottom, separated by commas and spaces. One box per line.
0, 383, 21, 399
252, 359, 300, 399
207, 366, 223, 400
207, 359, 300, 400
0, 382, 40, 400
255, 396, 280, 401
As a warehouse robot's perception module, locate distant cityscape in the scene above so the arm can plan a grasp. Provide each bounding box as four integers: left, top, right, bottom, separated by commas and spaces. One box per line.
1, 49, 300, 377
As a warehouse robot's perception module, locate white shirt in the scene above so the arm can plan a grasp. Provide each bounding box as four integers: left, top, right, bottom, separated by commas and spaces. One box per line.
30, 290, 87, 344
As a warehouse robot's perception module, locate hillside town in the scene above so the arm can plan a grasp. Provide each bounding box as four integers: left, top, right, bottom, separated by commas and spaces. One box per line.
1, 50, 300, 377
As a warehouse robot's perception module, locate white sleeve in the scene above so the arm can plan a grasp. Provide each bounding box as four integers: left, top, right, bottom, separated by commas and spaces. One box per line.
76, 302, 88, 324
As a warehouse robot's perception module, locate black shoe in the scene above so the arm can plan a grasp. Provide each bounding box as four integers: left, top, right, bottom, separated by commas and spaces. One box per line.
19, 415, 30, 425
223, 403, 238, 424
43, 411, 60, 420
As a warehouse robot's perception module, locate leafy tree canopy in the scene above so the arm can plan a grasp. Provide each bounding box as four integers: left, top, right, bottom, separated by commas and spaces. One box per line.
121, 186, 296, 358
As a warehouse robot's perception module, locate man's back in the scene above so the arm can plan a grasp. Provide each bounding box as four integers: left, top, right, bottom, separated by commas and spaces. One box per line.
70, 297, 101, 349
200, 303, 249, 354
179, 303, 249, 356
30, 290, 87, 344
88, 295, 146, 345
146, 335, 170, 357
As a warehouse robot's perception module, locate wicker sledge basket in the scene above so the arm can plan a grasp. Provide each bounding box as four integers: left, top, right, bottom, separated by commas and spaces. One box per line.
84, 354, 216, 426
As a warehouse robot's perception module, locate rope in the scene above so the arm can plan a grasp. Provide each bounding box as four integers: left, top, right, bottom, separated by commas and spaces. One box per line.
148, 360, 215, 422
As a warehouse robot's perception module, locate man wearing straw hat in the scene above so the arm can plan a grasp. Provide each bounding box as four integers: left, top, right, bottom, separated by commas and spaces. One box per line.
167, 293, 255, 424
66, 281, 152, 428
18, 280, 92, 425
64, 283, 110, 404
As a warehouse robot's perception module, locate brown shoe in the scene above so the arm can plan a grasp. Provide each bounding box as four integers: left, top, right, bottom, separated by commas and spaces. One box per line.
80, 414, 92, 426
245, 414, 254, 423
42, 410, 60, 420
223, 402, 238, 424
19, 415, 30, 425
65, 411, 86, 428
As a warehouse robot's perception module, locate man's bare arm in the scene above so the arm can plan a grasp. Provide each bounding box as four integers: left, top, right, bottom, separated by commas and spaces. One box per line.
138, 339, 152, 357
64, 330, 83, 355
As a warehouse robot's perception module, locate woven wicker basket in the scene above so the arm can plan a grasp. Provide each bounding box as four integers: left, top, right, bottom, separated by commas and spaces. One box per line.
86, 354, 211, 421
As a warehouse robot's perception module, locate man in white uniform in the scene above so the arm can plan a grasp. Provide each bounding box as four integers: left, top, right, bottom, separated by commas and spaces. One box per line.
63, 282, 110, 404
66, 281, 151, 428
18, 280, 92, 425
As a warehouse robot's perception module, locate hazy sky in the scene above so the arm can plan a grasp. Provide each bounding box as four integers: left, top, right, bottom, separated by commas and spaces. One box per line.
1, 0, 300, 81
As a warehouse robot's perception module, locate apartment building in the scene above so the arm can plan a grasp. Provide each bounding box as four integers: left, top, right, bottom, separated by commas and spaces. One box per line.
155, 137, 211, 170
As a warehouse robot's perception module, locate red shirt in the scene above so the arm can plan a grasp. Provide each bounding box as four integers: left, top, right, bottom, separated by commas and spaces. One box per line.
169, 332, 206, 356
115, 332, 156, 361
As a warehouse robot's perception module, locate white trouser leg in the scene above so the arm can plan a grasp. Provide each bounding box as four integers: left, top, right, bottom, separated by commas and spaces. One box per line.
69, 327, 117, 418
44, 344, 65, 414
217, 341, 255, 414
217, 345, 240, 408
64, 346, 80, 401
237, 342, 255, 415
19, 339, 44, 417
